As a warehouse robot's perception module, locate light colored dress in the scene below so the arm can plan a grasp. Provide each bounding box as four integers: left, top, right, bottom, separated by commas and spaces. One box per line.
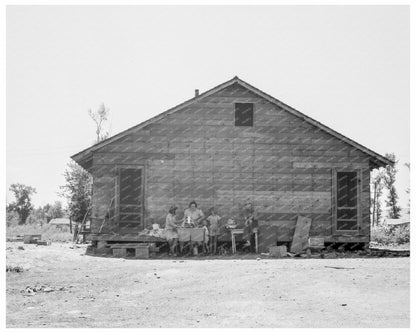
183, 208, 204, 226
165, 213, 178, 240
207, 214, 221, 236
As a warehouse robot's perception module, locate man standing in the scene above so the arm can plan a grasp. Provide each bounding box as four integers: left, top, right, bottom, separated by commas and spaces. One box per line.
244, 203, 258, 253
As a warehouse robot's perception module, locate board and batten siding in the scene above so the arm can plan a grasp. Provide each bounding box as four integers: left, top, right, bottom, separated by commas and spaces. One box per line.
90, 83, 371, 247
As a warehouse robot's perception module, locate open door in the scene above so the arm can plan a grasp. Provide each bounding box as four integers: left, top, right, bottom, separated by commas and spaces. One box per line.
116, 166, 144, 230
333, 170, 362, 234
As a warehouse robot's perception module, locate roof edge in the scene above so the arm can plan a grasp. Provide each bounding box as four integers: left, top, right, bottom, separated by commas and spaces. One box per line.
71, 76, 240, 164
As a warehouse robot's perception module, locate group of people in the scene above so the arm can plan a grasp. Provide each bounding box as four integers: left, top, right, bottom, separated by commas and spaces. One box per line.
164, 200, 258, 256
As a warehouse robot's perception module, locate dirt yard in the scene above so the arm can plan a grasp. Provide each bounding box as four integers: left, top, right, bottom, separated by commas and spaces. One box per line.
6, 242, 410, 328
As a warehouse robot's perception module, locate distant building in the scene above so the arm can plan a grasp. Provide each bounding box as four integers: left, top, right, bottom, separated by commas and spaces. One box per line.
49, 218, 71, 226
384, 218, 410, 227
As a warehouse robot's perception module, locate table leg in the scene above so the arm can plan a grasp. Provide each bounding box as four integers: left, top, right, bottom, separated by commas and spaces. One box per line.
231, 233, 235, 254
255, 232, 258, 254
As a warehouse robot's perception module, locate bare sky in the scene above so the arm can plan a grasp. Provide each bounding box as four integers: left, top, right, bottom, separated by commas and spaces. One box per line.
6, 5, 410, 210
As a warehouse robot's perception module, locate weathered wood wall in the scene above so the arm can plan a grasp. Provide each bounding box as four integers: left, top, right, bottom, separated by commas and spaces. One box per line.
90, 83, 371, 249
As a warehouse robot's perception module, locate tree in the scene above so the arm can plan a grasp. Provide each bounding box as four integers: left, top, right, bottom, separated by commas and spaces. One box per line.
405, 162, 410, 215
27, 206, 46, 225
88, 103, 110, 143
45, 201, 64, 222
383, 153, 402, 219
8, 183, 37, 224
370, 168, 384, 226
59, 104, 109, 224
59, 161, 92, 222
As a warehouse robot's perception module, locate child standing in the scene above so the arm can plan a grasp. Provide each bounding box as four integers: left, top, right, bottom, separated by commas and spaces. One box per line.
202, 220, 209, 255
206, 208, 221, 255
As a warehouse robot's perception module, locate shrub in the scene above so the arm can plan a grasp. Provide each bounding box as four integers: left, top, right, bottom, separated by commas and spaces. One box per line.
6, 223, 73, 242
6, 265, 24, 273
6, 211, 19, 227
390, 224, 410, 244
371, 222, 410, 245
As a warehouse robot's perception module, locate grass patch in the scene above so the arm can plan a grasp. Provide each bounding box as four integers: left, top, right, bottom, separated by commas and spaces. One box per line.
6, 224, 73, 242
371, 223, 410, 246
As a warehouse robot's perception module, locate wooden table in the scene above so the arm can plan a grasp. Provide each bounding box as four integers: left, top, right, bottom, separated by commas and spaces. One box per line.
230, 228, 258, 254
230, 229, 244, 254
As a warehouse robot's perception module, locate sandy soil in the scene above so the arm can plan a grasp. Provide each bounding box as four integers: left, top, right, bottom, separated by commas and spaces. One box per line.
6, 242, 410, 328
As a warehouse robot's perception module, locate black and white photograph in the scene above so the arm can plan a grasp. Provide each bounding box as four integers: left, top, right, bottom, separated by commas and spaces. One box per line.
3, 1, 414, 329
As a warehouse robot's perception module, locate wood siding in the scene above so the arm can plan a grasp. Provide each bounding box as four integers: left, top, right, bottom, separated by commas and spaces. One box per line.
90, 83, 371, 248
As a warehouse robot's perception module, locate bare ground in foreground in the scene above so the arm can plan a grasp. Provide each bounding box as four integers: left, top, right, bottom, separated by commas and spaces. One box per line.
6, 242, 409, 328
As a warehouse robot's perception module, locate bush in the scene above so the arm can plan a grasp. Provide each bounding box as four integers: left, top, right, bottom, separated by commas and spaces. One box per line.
6, 223, 73, 242
6, 211, 19, 227
390, 225, 410, 244
6, 265, 24, 273
371, 223, 410, 245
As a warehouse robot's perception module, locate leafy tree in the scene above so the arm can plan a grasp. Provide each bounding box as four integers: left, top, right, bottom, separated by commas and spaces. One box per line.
88, 103, 110, 143
27, 206, 46, 225
370, 169, 384, 226
383, 153, 402, 219
8, 183, 37, 224
59, 104, 109, 224
59, 161, 92, 222
405, 163, 410, 216
46, 201, 64, 222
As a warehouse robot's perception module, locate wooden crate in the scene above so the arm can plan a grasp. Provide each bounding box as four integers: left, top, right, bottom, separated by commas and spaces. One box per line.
135, 245, 149, 259
269, 245, 287, 258
113, 248, 127, 257
111, 244, 150, 258
308, 237, 325, 249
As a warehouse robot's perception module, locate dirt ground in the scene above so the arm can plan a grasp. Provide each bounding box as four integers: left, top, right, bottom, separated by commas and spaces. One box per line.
6, 242, 410, 328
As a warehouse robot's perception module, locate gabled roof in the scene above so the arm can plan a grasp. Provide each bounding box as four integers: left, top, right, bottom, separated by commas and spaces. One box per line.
49, 218, 71, 225
71, 76, 393, 170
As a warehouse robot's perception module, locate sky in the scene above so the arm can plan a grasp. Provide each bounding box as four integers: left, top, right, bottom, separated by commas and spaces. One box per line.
6, 5, 410, 211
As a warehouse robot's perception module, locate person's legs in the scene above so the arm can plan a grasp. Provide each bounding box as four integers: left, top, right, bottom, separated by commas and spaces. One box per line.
250, 233, 256, 253
213, 235, 218, 255
167, 239, 173, 255
172, 238, 178, 256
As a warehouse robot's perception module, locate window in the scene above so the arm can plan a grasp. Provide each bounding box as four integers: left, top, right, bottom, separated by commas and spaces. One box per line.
235, 103, 253, 126
336, 171, 359, 231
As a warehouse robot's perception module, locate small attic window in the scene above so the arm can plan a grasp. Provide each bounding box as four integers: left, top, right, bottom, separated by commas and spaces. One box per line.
235, 103, 253, 126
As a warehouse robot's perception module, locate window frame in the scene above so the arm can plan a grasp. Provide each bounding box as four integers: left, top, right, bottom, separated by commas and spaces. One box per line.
234, 102, 254, 127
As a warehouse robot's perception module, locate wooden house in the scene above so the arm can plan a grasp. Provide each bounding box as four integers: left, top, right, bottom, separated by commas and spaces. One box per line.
71, 76, 392, 252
